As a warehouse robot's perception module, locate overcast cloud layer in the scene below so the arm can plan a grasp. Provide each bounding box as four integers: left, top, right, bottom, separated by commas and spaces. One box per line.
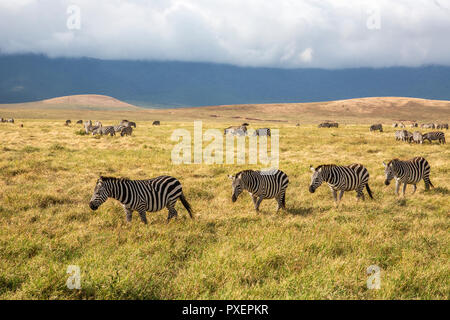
1, 0, 450, 68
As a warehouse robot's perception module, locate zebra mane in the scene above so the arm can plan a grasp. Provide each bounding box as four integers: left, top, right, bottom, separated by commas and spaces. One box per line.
234, 170, 254, 178
315, 164, 336, 171
99, 176, 131, 182
387, 159, 400, 166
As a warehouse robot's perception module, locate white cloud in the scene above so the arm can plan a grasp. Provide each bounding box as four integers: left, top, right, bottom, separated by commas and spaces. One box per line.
0, 0, 449, 68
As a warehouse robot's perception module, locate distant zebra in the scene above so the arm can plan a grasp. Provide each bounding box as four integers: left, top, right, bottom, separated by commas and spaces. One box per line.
76, 120, 83, 124
89, 176, 193, 224
436, 123, 448, 130
383, 157, 434, 196
228, 169, 289, 212
421, 123, 435, 129
423, 131, 446, 144
404, 131, 413, 143
7, 118, 14, 123
395, 130, 411, 142
318, 122, 338, 128
370, 124, 383, 132
410, 123, 418, 128
252, 128, 271, 136
120, 126, 133, 136
152, 120, 160, 126
309, 164, 373, 206
394, 130, 404, 141
224, 125, 247, 136
94, 121, 102, 127
93, 126, 115, 136
412, 131, 423, 144
65, 120, 71, 126
113, 125, 126, 133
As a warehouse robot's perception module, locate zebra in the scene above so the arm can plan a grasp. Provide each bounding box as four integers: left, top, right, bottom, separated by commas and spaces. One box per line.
421, 123, 435, 129
395, 130, 404, 141
76, 120, 83, 124
309, 164, 373, 206
404, 131, 413, 143
228, 169, 289, 212
7, 118, 14, 123
120, 126, 133, 136
152, 120, 160, 126
383, 157, 434, 196
65, 120, 71, 126
224, 125, 247, 136
423, 131, 446, 144
412, 131, 423, 144
436, 123, 448, 130
92, 126, 115, 136
89, 176, 193, 224
252, 128, 271, 136
370, 124, 383, 132
318, 122, 338, 128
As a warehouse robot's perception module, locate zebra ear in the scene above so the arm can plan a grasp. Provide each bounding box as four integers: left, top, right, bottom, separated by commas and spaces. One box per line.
382, 161, 387, 168
309, 165, 315, 172
227, 175, 234, 180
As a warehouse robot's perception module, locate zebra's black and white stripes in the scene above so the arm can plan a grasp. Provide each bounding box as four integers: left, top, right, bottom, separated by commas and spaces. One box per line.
309, 164, 373, 205
383, 157, 434, 196
423, 131, 446, 144
89, 176, 193, 223
228, 169, 289, 212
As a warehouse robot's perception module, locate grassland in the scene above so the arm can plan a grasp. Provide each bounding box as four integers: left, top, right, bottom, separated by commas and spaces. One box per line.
0, 115, 448, 300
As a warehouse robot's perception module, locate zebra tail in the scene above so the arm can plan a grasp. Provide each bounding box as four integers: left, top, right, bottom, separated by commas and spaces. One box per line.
366, 184, 374, 199
179, 193, 193, 218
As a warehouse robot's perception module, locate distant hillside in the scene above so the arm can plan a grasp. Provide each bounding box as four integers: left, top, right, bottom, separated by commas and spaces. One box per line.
1, 54, 450, 107
1, 95, 448, 123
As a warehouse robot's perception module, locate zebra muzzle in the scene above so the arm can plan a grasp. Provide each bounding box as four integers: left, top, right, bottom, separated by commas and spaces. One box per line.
89, 202, 98, 211
309, 186, 315, 193
384, 180, 390, 186
232, 194, 237, 202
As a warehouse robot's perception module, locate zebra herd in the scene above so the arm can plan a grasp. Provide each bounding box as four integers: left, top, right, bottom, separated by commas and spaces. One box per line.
393, 122, 448, 129
81, 119, 136, 137
0, 117, 14, 123
89, 156, 435, 223
224, 123, 271, 136
395, 130, 446, 144
318, 122, 339, 128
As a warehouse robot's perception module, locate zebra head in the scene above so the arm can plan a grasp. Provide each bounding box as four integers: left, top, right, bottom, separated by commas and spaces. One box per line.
89, 177, 110, 210
228, 173, 244, 202
309, 165, 325, 193
382, 160, 396, 185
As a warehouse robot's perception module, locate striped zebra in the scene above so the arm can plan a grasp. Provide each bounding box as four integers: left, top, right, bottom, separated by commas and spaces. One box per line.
92, 126, 115, 136
113, 125, 126, 133
436, 123, 448, 130
224, 125, 247, 136
228, 169, 289, 212
394, 130, 404, 141
120, 126, 133, 136
76, 120, 83, 124
405, 131, 413, 143
89, 175, 193, 224
423, 131, 446, 144
121, 120, 136, 128
412, 131, 423, 144
309, 164, 373, 206
383, 157, 434, 196
7, 118, 14, 123
370, 124, 383, 132
421, 123, 435, 129
252, 128, 271, 136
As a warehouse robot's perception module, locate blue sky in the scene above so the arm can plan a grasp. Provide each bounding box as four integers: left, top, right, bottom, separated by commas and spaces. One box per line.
1, 0, 450, 68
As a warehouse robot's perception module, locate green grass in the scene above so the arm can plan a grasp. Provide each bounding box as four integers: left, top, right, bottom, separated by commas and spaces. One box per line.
0, 120, 448, 299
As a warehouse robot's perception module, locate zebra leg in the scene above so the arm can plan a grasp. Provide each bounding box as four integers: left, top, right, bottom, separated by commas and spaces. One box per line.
276, 192, 286, 212
123, 205, 133, 222
356, 188, 365, 201
412, 184, 417, 195
338, 190, 344, 203
166, 204, 178, 222
137, 210, 148, 224
332, 190, 338, 206
395, 180, 400, 196
255, 197, 263, 212
402, 183, 407, 197
252, 195, 258, 209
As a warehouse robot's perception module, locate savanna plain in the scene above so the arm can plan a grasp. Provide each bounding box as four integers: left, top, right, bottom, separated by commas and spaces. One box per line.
0, 101, 449, 299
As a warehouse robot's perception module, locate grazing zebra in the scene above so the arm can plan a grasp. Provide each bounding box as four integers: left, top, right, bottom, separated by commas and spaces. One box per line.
89, 176, 193, 224
405, 131, 413, 143
120, 126, 133, 136
228, 169, 289, 212
76, 120, 83, 124
224, 125, 247, 136
421, 123, 435, 129
423, 131, 446, 144
92, 126, 115, 136
309, 164, 373, 206
370, 124, 383, 132
383, 157, 434, 196
152, 120, 160, 126
253, 128, 271, 136
412, 131, 423, 144
394, 130, 404, 141
436, 123, 448, 130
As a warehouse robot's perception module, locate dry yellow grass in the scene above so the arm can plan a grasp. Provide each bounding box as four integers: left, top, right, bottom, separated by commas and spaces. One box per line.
0, 116, 448, 299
